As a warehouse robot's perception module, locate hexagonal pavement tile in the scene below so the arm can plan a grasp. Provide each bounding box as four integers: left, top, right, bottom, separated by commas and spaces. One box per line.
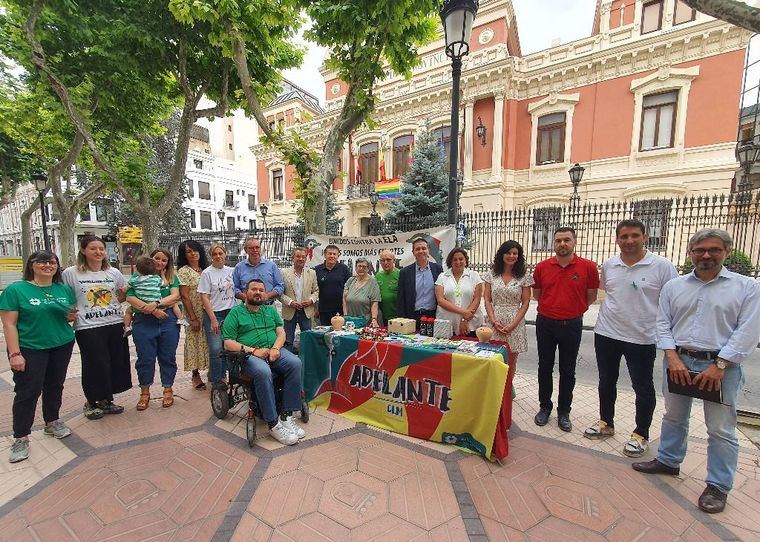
533, 476, 621, 533
388, 469, 460, 530
320, 470, 388, 529
0, 430, 255, 540
248, 469, 323, 527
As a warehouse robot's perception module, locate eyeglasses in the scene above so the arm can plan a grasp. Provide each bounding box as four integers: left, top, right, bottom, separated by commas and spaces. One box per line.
691, 248, 724, 256
32, 261, 58, 267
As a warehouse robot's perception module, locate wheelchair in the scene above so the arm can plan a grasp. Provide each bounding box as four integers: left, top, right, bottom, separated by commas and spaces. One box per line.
210, 350, 309, 448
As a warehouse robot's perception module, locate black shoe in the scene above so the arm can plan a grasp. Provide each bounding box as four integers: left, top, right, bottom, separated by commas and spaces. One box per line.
631, 458, 680, 476
534, 408, 551, 426
557, 412, 572, 432
698, 484, 727, 513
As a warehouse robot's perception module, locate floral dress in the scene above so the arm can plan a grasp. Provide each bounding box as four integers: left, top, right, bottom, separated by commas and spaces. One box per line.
484, 272, 534, 353
178, 265, 209, 371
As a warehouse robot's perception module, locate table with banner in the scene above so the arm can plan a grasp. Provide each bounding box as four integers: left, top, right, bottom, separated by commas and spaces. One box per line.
300, 330, 514, 461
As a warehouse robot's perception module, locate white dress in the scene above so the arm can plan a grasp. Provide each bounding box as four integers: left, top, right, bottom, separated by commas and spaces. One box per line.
435, 269, 485, 334
483, 272, 534, 353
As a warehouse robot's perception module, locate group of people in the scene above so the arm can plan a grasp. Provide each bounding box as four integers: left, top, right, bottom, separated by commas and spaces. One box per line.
1, 226, 758, 516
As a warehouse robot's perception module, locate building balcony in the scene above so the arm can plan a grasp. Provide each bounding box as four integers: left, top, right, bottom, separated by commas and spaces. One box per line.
346, 182, 375, 200
223, 200, 239, 210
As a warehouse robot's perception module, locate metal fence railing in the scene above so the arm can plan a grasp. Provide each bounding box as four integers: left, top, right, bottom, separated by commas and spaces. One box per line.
159, 191, 760, 277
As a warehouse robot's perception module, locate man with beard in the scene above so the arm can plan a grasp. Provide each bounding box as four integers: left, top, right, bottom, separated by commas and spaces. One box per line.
633, 229, 760, 514
585, 220, 678, 457
223, 279, 304, 445
532, 227, 599, 432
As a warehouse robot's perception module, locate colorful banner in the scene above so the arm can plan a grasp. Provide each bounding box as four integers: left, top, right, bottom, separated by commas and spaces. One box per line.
303, 226, 455, 274
301, 332, 509, 458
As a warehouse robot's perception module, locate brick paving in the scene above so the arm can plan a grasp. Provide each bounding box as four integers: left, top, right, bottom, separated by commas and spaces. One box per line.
0, 331, 759, 541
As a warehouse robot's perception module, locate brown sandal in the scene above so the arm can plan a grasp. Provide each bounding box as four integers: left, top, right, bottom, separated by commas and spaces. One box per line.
136, 390, 150, 411
162, 387, 174, 408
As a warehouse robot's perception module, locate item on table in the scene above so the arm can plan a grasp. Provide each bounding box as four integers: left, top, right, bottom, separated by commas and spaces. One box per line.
476, 326, 493, 343
421, 316, 434, 336
433, 319, 452, 339
359, 325, 389, 341
331, 314, 345, 331
388, 317, 416, 335
345, 321, 356, 333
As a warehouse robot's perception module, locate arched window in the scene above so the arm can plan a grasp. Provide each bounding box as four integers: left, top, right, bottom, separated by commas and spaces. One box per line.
392, 135, 413, 178
358, 142, 378, 184
431, 126, 452, 173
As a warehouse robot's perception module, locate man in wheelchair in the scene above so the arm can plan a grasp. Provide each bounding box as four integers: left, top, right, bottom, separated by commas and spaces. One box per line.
223, 279, 305, 445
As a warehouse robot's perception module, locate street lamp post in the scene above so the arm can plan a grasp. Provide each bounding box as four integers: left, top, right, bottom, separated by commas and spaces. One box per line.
260, 203, 269, 233
31, 173, 51, 251
441, 0, 478, 226
567, 163, 585, 221
217, 208, 226, 237
369, 190, 380, 235
734, 139, 760, 249
456, 174, 465, 245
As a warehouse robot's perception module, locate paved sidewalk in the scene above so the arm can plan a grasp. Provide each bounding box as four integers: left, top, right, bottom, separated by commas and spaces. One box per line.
0, 331, 758, 541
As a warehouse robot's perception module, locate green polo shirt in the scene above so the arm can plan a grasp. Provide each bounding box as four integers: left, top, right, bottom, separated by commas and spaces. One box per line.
375, 268, 400, 322
0, 281, 76, 350
222, 303, 283, 348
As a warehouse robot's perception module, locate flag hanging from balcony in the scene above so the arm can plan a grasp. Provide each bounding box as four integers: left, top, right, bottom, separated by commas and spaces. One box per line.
379, 147, 386, 181
375, 178, 401, 199
355, 155, 362, 184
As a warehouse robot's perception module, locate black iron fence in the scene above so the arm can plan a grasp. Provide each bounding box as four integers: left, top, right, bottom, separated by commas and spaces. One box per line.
159, 192, 760, 277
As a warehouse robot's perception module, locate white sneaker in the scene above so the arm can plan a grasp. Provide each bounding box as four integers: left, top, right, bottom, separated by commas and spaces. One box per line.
282, 415, 305, 439
269, 420, 298, 445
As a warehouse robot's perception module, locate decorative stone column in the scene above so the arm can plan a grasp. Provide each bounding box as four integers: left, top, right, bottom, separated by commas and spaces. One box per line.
491, 90, 505, 182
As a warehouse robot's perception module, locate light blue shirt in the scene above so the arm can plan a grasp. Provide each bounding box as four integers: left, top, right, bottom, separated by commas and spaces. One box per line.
414, 264, 436, 311
656, 267, 760, 364
232, 257, 285, 297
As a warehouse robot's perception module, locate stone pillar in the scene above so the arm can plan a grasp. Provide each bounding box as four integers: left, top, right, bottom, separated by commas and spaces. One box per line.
463, 99, 474, 181
491, 90, 505, 181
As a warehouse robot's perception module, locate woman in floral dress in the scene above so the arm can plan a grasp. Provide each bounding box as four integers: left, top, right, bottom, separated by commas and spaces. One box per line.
483, 241, 534, 364
177, 240, 209, 390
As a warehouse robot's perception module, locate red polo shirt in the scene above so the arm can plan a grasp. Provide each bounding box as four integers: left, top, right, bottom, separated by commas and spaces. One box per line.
533, 255, 600, 320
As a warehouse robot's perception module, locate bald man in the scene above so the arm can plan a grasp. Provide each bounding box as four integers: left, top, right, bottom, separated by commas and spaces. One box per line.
375, 250, 400, 324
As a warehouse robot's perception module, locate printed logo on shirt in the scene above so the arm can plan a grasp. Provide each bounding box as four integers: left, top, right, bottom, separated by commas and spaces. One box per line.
29, 298, 41, 306
86, 287, 112, 308
572, 273, 579, 281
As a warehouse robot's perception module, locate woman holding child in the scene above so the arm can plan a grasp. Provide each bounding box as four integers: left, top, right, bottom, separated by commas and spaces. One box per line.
176, 240, 210, 390
126, 248, 181, 410
62, 235, 132, 420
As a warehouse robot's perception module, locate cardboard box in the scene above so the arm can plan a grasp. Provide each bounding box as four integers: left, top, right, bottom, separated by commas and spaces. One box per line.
388, 318, 416, 335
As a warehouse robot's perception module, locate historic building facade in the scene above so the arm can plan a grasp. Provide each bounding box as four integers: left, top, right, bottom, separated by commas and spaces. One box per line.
254, 0, 752, 236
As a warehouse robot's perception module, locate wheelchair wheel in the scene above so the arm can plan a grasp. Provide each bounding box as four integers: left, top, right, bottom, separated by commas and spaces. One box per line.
211, 387, 230, 419
246, 417, 256, 448
300, 401, 310, 423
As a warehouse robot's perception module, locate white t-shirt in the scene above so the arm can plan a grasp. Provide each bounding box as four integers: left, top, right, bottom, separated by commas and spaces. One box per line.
197, 265, 237, 312
434, 269, 485, 333
62, 266, 127, 331
595, 252, 678, 344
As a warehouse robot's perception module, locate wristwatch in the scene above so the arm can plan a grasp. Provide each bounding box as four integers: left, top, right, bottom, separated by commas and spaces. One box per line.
714, 358, 728, 370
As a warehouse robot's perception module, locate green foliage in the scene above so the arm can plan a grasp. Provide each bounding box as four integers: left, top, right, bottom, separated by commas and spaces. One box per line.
681, 249, 754, 276
384, 128, 449, 223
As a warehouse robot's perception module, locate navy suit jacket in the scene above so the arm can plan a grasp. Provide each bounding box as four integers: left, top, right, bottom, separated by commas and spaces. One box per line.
396, 261, 443, 319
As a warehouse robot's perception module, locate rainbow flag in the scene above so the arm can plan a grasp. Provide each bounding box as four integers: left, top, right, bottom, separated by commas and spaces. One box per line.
374, 178, 401, 199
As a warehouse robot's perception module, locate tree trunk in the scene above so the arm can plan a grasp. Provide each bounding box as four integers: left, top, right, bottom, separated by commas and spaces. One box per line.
136, 208, 161, 253
685, 0, 760, 33
56, 211, 76, 266
20, 200, 38, 260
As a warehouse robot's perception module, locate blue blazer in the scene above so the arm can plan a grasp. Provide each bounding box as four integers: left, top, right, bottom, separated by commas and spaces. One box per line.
396, 261, 443, 319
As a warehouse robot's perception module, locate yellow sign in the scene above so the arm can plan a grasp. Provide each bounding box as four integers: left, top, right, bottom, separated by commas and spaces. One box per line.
118, 226, 143, 244
0, 257, 23, 271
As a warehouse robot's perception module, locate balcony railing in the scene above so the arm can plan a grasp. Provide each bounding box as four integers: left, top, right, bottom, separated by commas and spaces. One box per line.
346, 182, 375, 200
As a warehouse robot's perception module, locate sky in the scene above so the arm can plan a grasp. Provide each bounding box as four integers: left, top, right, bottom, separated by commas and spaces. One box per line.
283, 0, 600, 104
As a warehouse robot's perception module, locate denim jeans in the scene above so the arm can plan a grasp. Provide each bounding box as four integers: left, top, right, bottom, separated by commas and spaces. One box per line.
203, 309, 231, 384
242, 347, 302, 423
536, 314, 583, 413
283, 309, 312, 350
132, 311, 180, 388
656, 354, 743, 494
594, 333, 656, 439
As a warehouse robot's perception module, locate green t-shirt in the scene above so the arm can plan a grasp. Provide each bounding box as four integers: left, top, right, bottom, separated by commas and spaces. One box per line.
375, 268, 400, 322
222, 303, 283, 349
0, 281, 76, 350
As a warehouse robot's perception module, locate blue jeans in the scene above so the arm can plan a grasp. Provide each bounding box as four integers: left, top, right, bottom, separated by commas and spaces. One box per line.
242, 347, 302, 423
283, 309, 312, 350
203, 309, 231, 384
656, 354, 744, 494
132, 311, 180, 388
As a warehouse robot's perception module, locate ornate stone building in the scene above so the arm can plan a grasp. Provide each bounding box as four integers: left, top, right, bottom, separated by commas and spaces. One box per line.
254, 0, 752, 235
